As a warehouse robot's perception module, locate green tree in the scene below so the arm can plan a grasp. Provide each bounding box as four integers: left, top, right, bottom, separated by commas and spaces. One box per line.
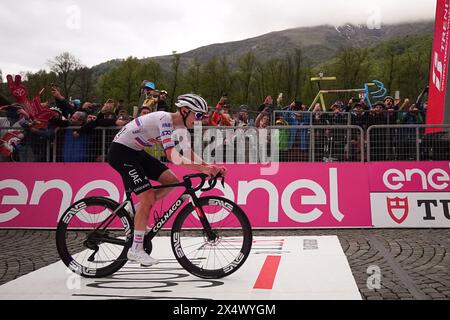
24, 70, 58, 102
183, 58, 202, 93
48, 52, 83, 98
75, 67, 94, 102
169, 51, 181, 105
201, 56, 221, 104
236, 51, 257, 105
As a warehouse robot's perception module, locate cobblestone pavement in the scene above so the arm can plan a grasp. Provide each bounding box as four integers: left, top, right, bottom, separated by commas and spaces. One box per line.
0, 229, 449, 300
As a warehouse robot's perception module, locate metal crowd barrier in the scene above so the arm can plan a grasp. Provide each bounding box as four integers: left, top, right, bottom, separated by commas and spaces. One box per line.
2, 124, 448, 163
367, 125, 450, 162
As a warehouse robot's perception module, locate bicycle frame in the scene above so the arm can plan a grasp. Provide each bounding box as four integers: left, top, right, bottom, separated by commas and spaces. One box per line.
91, 174, 219, 248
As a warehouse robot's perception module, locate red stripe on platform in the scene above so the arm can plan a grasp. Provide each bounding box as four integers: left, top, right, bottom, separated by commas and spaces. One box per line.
253, 255, 281, 290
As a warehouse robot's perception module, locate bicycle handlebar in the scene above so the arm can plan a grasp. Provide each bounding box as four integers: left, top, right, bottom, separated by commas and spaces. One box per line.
182, 173, 224, 192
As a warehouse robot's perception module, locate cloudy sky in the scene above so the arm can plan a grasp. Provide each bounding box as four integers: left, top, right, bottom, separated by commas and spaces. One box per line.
0, 0, 437, 80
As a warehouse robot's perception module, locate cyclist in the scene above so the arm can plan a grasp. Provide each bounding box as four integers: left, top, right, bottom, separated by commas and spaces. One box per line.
108, 94, 227, 266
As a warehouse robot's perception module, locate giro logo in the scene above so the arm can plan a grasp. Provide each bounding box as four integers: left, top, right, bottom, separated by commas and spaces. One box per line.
13, 88, 26, 97
386, 197, 409, 224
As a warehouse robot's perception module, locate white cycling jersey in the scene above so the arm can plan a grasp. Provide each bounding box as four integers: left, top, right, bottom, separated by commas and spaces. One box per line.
113, 111, 175, 151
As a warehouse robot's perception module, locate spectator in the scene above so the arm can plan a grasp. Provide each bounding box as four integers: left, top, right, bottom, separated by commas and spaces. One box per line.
210, 97, 232, 126
81, 102, 95, 115
346, 103, 368, 161
138, 106, 152, 117
156, 90, 170, 112
50, 84, 76, 119
274, 116, 289, 162
321, 102, 347, 161
17, 103, 69, 162
350, 103, 368, 131
312, 103, 330, 125
329, 101, 347, 125
141, 82, 158, 111
397, 103, 424, 160
276, 93, 284, 110
234, 105, 250, 127
255, 112, 270, 129
258, 96, 274, 113
80, 99, 117, 131
71, 99, 81, 110
219, 106, 233, 126
383, 96, 399, 125
282, 100, 308, 160
311, 103, 330, 161
367, 101, 387, 161
0, 104, 26, 161
116, 109, 132, 127
215, 94, 229, 109
63, 111, 89, 162
138, 80, 149, 107
397, 98, 412, 116
78, 99, 118, 162
115, 99, 127, 115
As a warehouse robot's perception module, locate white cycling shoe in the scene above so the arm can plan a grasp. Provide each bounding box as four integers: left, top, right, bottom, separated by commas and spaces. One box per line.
127, 250, 160, 266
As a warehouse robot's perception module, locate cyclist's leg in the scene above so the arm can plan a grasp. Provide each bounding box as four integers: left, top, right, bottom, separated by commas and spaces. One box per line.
139, 151, 179, 201
108, 143, 159, 264
135, 188, 156, 231
155, 169, 179, 201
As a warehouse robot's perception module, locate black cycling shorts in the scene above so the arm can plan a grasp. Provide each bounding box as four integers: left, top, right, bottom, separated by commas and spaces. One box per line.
108, 142, 169, 195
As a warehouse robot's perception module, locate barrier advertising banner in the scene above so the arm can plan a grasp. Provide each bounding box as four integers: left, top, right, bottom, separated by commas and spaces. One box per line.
0, 163, 372, 229
369, 162, 450, 227
427, 0, 450, 131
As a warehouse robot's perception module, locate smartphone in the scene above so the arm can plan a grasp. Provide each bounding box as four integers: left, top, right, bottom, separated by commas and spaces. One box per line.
395, 91, 400, 100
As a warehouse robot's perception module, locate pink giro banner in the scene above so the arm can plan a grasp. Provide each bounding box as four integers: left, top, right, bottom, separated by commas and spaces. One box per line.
0, 163, 372, 229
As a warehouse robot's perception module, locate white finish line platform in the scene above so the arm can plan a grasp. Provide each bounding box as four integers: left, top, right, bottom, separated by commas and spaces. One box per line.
0, 236, 361, 300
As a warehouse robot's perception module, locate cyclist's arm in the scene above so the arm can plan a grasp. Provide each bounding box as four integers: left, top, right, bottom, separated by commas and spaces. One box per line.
165, 147, 226, 176
166, 147, 206, 169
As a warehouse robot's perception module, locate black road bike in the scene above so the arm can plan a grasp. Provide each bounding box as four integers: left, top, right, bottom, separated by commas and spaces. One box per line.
56, 173, 252, 279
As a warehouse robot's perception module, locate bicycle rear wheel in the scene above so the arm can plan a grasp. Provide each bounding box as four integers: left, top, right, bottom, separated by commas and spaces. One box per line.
171, 196, 252, 279
56, 197, 133, 278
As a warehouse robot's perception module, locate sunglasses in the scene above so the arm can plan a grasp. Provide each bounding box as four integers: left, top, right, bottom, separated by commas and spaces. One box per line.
192, 111, 205, 120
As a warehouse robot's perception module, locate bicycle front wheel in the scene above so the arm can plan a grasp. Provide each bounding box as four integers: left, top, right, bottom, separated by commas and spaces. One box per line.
171, 196, 252, 279
56, 197, 133, 278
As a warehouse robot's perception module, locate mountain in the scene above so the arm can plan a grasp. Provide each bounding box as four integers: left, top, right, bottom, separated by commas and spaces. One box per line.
91, 21, 435, 76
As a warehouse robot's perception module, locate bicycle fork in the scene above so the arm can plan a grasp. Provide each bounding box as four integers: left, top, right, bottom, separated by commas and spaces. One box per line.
188, 192, 217, 242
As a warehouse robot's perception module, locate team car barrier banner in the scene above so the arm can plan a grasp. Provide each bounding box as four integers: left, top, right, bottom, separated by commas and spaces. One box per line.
0, 163, 372, 229
369, 162, 450, 228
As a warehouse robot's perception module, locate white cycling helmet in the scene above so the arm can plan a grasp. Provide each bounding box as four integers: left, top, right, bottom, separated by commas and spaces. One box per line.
175, 94, 208, 114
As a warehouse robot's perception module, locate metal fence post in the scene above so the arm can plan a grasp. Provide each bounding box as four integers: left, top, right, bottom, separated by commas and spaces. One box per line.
366, 126, 372, 162
102, 128, 106, 162
53, 128, 59, 162
359, 127, 365, 162
310, 126, 315, 162
416, 127, 420, 161
46, 139, 50, 162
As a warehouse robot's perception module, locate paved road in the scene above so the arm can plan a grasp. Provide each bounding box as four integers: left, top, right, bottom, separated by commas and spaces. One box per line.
0, 229, 449, 300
